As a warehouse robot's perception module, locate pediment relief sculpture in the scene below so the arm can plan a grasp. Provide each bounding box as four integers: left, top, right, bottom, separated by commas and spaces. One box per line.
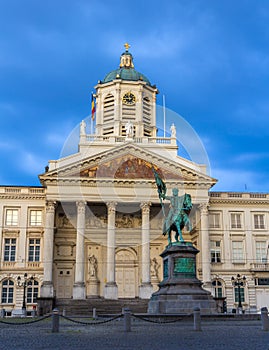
79, 155, 182, 180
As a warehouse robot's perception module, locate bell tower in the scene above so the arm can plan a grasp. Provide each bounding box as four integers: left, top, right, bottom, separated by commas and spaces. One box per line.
94, 44, 159, 138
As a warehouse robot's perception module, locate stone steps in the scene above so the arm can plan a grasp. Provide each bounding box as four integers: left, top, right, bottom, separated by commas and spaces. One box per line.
55, 298, 149, 316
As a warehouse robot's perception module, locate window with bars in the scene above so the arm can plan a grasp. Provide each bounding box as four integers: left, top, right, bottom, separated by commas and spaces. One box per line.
210, 241, 221, 263
28, 239, 41, 262
232, 241, 244, 263
254, 214, 265, 229
5, 209, 18, 226
255, 241, 267, 263
1, 279, 14, 303
4, 238, 16, 261
209, 212, 221, 228
231, 213, 243, 229
26, 280, 39, 303
29, 210, 42, 226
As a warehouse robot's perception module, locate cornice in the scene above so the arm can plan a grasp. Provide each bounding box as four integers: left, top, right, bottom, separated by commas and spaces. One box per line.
0, 194, 45, 200
209, 198, 269, 205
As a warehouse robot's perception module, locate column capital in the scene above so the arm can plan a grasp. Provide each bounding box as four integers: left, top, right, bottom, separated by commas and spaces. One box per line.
45, 201, 57, 214
76, 201, 87, 214
198, 202, 209, 215
106, 202, 117, 214
140, 202, 151, 214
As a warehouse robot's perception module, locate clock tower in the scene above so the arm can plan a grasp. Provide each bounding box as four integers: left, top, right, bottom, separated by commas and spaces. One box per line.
94, 44, 159, 138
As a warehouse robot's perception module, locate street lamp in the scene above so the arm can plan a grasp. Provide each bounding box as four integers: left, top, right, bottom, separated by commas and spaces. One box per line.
17, 273, 34, 316
231, 274, 246, 313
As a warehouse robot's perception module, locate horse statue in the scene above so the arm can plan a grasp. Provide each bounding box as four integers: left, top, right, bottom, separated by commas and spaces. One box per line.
162, 189, 192, 244
152, 166, 192, 245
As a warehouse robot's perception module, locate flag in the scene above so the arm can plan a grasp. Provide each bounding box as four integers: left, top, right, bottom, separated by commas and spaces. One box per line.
152, 166, 166, 200
91, 93, 96, 121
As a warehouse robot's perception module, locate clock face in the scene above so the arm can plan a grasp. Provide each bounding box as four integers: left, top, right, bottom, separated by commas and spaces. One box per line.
122, 92, 136, 105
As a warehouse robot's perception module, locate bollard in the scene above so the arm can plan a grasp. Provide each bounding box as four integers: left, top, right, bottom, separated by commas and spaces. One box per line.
123, 308, 131, 332
52, 308, 60, 333
261, 307, 269, 331
193, 307, 202, 331
93, 308, 97, 319
62, 308, 66, 317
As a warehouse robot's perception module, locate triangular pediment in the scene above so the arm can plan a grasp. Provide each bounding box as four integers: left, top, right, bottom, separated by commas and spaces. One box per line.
39, 143, 216, 188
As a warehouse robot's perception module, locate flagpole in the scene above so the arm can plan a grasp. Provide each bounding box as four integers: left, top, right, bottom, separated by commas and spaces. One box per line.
163, 95, 166, 137
90, 117, 93, 135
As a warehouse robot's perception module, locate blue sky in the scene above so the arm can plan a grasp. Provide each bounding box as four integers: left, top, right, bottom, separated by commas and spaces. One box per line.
0, 0, 269, 192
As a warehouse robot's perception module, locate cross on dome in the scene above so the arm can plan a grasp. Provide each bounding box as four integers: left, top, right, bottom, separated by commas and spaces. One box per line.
124, 42, 130, 51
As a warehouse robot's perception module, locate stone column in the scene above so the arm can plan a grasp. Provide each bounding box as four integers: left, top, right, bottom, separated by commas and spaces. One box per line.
139, 202, 153, 299
199, 203, 211, 288
104, 202, 118, 299
41, 201, 56, 298
73, 201, 86, 299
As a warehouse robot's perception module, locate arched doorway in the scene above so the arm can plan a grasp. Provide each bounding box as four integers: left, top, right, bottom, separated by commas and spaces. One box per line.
116, 248, 137, 298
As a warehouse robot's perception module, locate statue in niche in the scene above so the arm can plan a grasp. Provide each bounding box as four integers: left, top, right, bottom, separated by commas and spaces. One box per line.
125, 120, 134, 138
151, 257, 160, 280
89, 255, 98, 278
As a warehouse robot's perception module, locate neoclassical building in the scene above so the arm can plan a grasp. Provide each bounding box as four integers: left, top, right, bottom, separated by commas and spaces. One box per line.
0, 45, 268, 315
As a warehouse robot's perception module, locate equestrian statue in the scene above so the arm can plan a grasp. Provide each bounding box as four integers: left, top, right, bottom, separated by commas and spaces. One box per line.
152, 167, 192, 245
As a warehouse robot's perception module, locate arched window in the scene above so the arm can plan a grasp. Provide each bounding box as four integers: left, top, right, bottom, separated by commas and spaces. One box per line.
27, 279, 39, 303
1, 279, 14, 304
212, 279, 223, 298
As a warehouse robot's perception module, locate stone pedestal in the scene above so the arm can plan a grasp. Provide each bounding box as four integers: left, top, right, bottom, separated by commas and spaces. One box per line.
148, 243, 216, 314
73, 282, 86, 299
104, 282, 118, 300
86, 278, 100, 298
139, 283, 153, 299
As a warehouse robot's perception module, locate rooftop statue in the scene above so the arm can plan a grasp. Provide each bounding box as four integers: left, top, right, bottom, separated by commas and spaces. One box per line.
152, 167, 192, 245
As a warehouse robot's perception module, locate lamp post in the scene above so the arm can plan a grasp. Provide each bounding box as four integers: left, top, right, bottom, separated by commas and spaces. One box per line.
17, 273, 34, 317
231, 274, 246, 313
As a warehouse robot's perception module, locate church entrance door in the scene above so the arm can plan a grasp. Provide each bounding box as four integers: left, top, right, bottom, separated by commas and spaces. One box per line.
116, 249, 137, 298
56, 268, 73, 298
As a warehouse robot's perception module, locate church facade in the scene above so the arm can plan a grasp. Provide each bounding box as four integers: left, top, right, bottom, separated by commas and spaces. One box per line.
0, 45, 268, 315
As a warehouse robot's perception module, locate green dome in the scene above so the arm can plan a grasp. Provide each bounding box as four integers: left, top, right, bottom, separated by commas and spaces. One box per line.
103, 68, 151, 85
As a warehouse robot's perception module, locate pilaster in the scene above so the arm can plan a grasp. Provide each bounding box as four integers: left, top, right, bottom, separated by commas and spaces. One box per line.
199, 203, 211, 288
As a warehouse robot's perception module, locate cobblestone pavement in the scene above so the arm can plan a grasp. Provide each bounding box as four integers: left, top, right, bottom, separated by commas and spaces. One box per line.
0, 317, 268, 350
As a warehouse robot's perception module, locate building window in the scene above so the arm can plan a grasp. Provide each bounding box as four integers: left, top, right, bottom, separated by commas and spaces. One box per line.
255, 241, 267, 263
1, 279, 14, 303
5, 209, 18, 226
234, 286, 245, 303
210, 241, 221, 263
209, 213, 221, 228
231, 213, 242, 229
212, 280, 223, 298
254, 214, 265, 229
232, 241, 244, 263
28, 239, 40, 262
29, 210, 42, 226
27, 280, 39, 303
4, 238, 16, 262
255, 278, 269, 286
